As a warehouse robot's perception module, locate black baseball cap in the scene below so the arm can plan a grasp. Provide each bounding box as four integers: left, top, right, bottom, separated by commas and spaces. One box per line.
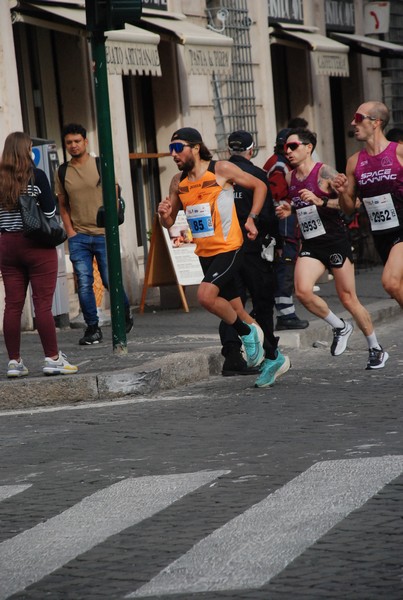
228, 130, 254, 151
276, 128, 292, 146
171, 127, 203, 143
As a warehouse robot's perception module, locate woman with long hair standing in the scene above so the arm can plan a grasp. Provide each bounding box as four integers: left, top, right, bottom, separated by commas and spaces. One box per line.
0, 131, 78, 377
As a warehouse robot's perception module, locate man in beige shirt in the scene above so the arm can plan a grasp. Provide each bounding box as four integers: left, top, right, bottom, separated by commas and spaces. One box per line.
56, 123, 133, 345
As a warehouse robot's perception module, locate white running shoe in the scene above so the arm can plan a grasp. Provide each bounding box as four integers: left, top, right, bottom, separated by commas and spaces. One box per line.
366, 347, 389, 370
7, 359, 29, 378
43, 351, 78, 376
330, 319, 354, 356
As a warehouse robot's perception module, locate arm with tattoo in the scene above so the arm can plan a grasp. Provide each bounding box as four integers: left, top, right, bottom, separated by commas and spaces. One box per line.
318, 164, 341, 209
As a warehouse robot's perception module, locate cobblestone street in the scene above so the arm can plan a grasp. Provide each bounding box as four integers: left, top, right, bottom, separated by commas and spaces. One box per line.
0, 317, 402, 599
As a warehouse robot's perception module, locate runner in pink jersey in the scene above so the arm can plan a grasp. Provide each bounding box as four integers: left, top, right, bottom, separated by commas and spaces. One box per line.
277, 128, 387, 370
334, 101, 403, 312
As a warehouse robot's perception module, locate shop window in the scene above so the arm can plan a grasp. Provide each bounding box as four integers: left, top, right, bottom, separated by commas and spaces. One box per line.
123, 75, 161, 258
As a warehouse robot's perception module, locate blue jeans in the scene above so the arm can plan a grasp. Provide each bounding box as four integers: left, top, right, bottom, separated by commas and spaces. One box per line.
68, 233, 129, 326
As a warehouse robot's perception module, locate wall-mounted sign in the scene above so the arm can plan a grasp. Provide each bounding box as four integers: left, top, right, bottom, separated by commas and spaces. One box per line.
325, 0, 355, 32
184, 45, 232, 76
106, 41, 161, 76
364, 2, 390, 35
313, 51, 349, 77
142, 0, 167, 11
268, 0, 304, 24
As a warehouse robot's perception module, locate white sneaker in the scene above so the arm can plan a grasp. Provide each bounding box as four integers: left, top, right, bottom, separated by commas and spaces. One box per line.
313, 285, 321, 292
331, 320, 354, 356
7, 359, 29, 378
366, 347, 389, 370
43, 351, 78, 376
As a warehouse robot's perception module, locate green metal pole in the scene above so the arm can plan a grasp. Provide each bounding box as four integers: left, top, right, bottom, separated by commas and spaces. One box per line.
90, 31, 127, 355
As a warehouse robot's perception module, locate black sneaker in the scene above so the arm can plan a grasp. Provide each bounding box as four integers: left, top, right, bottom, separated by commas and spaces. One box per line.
222, 347, 260, 377
366, 347, 389, 370
330, 319, 353, 356
125, 310, 134, 334
79, 324, 103, 345
276, 316, 309, 330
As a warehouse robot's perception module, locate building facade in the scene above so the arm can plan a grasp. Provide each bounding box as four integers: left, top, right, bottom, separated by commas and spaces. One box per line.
1, 0, 402, 329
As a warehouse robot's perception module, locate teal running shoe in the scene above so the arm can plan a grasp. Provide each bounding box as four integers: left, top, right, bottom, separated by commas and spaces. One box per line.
254, 351, 291, 388
240, 324, 264, 367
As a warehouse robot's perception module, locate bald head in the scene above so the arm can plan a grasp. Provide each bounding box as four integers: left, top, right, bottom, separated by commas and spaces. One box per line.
357, 101, 390, 129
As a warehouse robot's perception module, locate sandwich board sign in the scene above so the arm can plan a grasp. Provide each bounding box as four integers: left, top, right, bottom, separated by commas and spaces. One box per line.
139, 211, 203, 313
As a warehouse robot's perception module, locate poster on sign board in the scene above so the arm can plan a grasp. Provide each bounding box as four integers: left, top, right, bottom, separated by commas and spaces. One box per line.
161, 210, 204, 286
139, 212, 204, 313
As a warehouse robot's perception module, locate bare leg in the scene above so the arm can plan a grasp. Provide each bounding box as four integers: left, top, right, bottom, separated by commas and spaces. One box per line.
381, 242, 403, 307
332, 259, 374, 336
294, 257, 330, 318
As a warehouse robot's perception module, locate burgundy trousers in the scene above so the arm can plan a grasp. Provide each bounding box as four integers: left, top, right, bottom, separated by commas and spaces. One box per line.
0, 231, 59, 359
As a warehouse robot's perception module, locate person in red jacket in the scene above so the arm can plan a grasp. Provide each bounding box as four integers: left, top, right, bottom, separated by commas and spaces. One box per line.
263, 129, 309, 330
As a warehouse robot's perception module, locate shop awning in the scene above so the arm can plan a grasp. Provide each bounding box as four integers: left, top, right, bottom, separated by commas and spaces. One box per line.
141, 16, 233, 76
270, 25, 350, 77
104, 26, 161, 76
330, 32, 403, 58
12, 4, 162, 76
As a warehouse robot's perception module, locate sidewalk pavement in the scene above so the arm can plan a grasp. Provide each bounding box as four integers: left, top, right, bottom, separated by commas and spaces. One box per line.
0, 265, 400, 411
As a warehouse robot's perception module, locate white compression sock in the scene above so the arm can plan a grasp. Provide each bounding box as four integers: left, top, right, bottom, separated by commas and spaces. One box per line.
366, 331, 381, 350
324, 311, 345, 329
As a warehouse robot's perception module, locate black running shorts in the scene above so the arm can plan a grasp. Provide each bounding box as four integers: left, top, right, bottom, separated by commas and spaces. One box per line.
372, 229, 403, 265
299, 237, 353, 269
198, 247, 244, 301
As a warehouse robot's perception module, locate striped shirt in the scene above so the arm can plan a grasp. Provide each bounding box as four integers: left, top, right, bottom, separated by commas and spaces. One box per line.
0, 168, 56, 232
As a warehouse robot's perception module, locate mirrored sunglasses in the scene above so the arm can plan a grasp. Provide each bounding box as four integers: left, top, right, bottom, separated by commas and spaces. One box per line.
169, 142, 192, 154
284, 141, 309, 152
354, 113, 377, 124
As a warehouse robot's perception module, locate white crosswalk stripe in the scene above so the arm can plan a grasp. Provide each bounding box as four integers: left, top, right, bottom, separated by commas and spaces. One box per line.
0, 470, 228, 600
2, 456, 402, 599
0, 485, 31, 502
129, 456, 403, 597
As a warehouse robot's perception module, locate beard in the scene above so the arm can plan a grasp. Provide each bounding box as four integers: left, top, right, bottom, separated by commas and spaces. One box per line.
176, 155, 195, 172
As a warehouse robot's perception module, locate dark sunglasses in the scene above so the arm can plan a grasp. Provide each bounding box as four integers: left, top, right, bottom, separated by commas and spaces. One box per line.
354, 113, 377, 124
169, 142, 193, 154
284, 141, 309, 152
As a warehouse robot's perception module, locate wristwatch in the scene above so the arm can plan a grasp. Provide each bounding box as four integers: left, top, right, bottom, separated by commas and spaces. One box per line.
248, 212, 259, 220
321, 197, 329, 207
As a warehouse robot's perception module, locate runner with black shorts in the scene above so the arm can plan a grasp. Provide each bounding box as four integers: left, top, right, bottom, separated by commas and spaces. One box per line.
276, 128, 387, 370
158, 127, 268, 374
335, 101, 403, 310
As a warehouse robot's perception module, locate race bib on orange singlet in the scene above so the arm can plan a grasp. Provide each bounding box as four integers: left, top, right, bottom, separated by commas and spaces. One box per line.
186, 203, 214, 238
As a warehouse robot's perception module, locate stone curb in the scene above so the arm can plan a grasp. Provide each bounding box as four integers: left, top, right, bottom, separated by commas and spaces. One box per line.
0, 348, 223, 411
0, 300, 399, 411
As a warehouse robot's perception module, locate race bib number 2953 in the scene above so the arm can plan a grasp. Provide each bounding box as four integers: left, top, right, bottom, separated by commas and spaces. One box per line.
297, 205, 326, 239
